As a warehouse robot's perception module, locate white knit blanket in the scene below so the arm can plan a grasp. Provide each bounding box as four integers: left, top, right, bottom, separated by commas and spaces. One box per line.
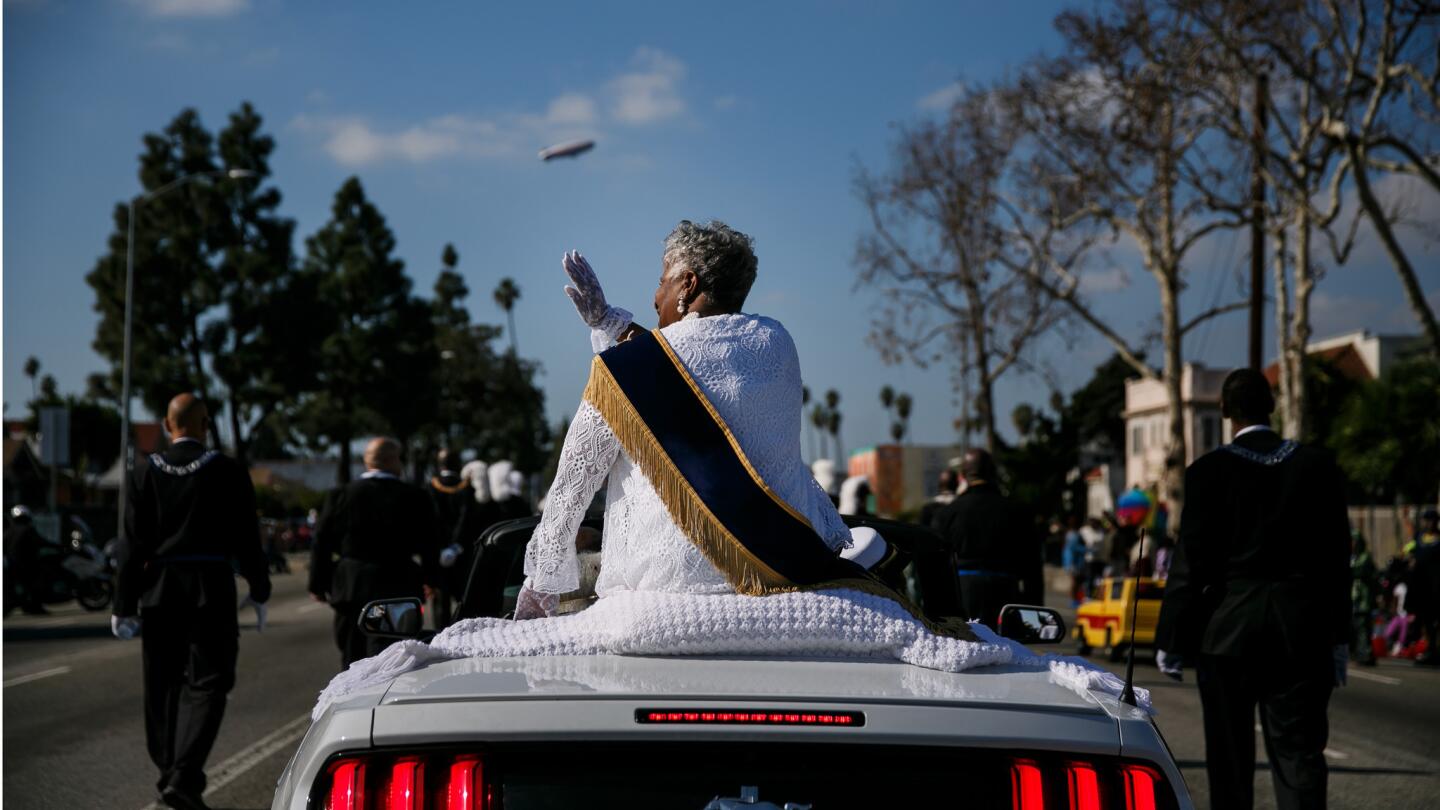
313, 589, 1150, 720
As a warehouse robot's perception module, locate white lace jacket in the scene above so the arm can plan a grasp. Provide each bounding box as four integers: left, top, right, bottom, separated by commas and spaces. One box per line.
523, 313, 851, 596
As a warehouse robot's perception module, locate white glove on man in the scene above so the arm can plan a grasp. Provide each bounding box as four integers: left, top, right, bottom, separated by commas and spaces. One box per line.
1333, 644, 1349, 687
111, 615, 142, 640
439, 543, 463, 569
514, 578, 559, 620
562, 251, 633, 352
1155, 649, 1183, 682
239, 593, 268, 633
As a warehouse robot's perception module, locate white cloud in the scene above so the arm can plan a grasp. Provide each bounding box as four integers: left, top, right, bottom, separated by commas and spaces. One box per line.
130, 0, 248, 17
538, 93, 598, 127
294, 48, 690, 167
608, 47, 687, 125
714, 95, 739, 111
293, 114, 518, 166
292, 92, 604, 167
917, 81, 965, 111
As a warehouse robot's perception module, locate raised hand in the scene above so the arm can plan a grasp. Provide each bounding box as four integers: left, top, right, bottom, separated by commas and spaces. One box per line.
562, 250, 610, 327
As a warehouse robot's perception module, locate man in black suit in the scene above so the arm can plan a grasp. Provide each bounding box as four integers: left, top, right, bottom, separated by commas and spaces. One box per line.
918, 467, 958, 529
930, 449, 1042, 627
310, 437, 439, 668
1155, 369, 1350, 810
114, 393, 271, 810
427, 448, 492, 628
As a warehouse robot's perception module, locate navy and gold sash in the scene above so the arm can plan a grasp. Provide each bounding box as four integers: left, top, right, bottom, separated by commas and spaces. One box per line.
583, 329, 973, 641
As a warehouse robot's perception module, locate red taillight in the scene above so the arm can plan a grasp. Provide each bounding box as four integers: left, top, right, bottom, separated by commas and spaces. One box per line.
447, 757, 487, 810
1010, 759, 1045, 810
327, 760, 365, 810
635, 709, 864, 726
321, 755, 490, 810
1122, 764, 1159, 810
1066, 763, 1101, 810
386, 759, 423, 810
1010, 758, 1168, 810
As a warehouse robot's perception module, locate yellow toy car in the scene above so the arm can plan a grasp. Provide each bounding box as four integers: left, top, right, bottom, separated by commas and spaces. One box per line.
1074, 576, 1166, 661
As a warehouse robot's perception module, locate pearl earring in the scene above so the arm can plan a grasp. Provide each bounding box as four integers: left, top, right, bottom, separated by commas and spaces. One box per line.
676, 296, 687, 315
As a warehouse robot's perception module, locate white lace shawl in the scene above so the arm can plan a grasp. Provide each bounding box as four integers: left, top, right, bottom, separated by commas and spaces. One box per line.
523, 313, 852, 596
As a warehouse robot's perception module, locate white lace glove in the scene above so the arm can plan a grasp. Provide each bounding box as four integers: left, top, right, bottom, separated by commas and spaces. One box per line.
562, 251, 633, 352
239, 593, 268, 632
111, 615, 142, 640
1333, 644, 1348, 687
1155, 649, 1183, 682
514, 578, 560, 620
439, 543, 463, 568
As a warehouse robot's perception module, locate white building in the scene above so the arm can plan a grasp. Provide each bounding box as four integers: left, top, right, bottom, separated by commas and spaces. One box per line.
1263, 329, 1425, 385
1122, 364, 1230, 492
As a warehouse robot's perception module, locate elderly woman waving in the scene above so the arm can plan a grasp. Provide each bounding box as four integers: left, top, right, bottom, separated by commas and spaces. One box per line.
514, 220, 862, 618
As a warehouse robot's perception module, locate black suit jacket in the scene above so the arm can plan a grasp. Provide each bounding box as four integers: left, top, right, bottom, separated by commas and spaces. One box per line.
117, 441, 271, 617
309, 475, 439, 606
930, 483, 1044, 602
1155, 429, 1350, 662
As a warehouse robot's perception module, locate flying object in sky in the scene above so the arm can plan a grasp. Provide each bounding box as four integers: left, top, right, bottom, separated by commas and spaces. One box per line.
538, 139, 595, 161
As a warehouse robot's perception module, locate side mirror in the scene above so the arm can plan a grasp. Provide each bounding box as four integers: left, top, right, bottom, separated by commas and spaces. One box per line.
358, 597, 424, 639
997, 604, 1067, 645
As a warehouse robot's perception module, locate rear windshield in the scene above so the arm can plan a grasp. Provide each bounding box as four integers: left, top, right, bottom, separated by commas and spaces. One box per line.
499, 744, 1006, 807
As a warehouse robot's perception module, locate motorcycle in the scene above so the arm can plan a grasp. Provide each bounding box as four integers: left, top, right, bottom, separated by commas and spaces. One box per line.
3, 519, 114, 614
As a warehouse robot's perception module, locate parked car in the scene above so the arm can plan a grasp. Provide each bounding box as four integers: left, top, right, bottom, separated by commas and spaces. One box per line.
1074, 576, 1166, 662
272, 518, 1193, 809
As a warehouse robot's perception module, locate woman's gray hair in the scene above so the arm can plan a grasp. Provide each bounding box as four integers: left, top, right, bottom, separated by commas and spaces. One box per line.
663, 220, 758, 312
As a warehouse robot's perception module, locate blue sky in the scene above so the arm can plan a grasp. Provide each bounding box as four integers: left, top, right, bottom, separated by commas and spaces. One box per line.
4, 0, 1436, 458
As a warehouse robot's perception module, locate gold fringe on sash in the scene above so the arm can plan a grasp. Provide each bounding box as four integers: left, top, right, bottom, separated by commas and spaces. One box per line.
582, 351, 976, 642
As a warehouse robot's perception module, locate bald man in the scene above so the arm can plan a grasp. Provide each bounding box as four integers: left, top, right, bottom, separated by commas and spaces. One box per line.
114, 393, 271, 810
309, 437, 439, 668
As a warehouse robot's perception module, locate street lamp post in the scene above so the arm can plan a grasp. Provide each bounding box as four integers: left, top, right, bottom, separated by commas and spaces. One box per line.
116, 168, 256, 545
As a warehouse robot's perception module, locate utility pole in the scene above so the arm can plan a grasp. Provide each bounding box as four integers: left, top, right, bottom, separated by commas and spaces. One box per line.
1248, 73, 1268, 371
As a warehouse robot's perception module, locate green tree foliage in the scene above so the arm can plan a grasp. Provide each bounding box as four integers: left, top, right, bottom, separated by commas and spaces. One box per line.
997, 352, 1142, 522
1328, 357, 1440, 505
23, 371, 122, 477
424, 244, 549, 470
209, 103, 301, 464
84, 104, 302, 464
493, 278, 521, 355
294, 177, 437, 483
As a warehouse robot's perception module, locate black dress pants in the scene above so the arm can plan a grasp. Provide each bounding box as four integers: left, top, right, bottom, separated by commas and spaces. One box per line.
141, 607, 238, 796
956, 574, 1018, 629
1197, 652, 1332, 810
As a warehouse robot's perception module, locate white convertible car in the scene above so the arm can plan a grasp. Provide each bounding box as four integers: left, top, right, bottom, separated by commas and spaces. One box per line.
274, 517, 1192, 809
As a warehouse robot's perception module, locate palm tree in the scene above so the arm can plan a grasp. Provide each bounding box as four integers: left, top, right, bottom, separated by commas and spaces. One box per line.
23, 356, 40, 401
802, 386, 815, 462
879, 385, 894, 410
827, 409, 843, 466
894, 393, 912, 444
493, 278, 521, 355
823, 390, 842, 463
810, 404, 830, 461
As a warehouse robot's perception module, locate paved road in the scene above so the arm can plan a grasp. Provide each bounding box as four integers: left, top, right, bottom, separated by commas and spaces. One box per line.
5, 563, 1437, 809
1052, 596, 1440, 809
3, 561, 337, 810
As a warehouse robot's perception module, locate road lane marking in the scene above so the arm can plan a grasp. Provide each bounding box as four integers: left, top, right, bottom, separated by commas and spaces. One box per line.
297, 601, 328, 614
138, 714, 311, 810
3, 666, 72, 687
1323, 747, 1349, 759
1348, 669, 1402, 685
